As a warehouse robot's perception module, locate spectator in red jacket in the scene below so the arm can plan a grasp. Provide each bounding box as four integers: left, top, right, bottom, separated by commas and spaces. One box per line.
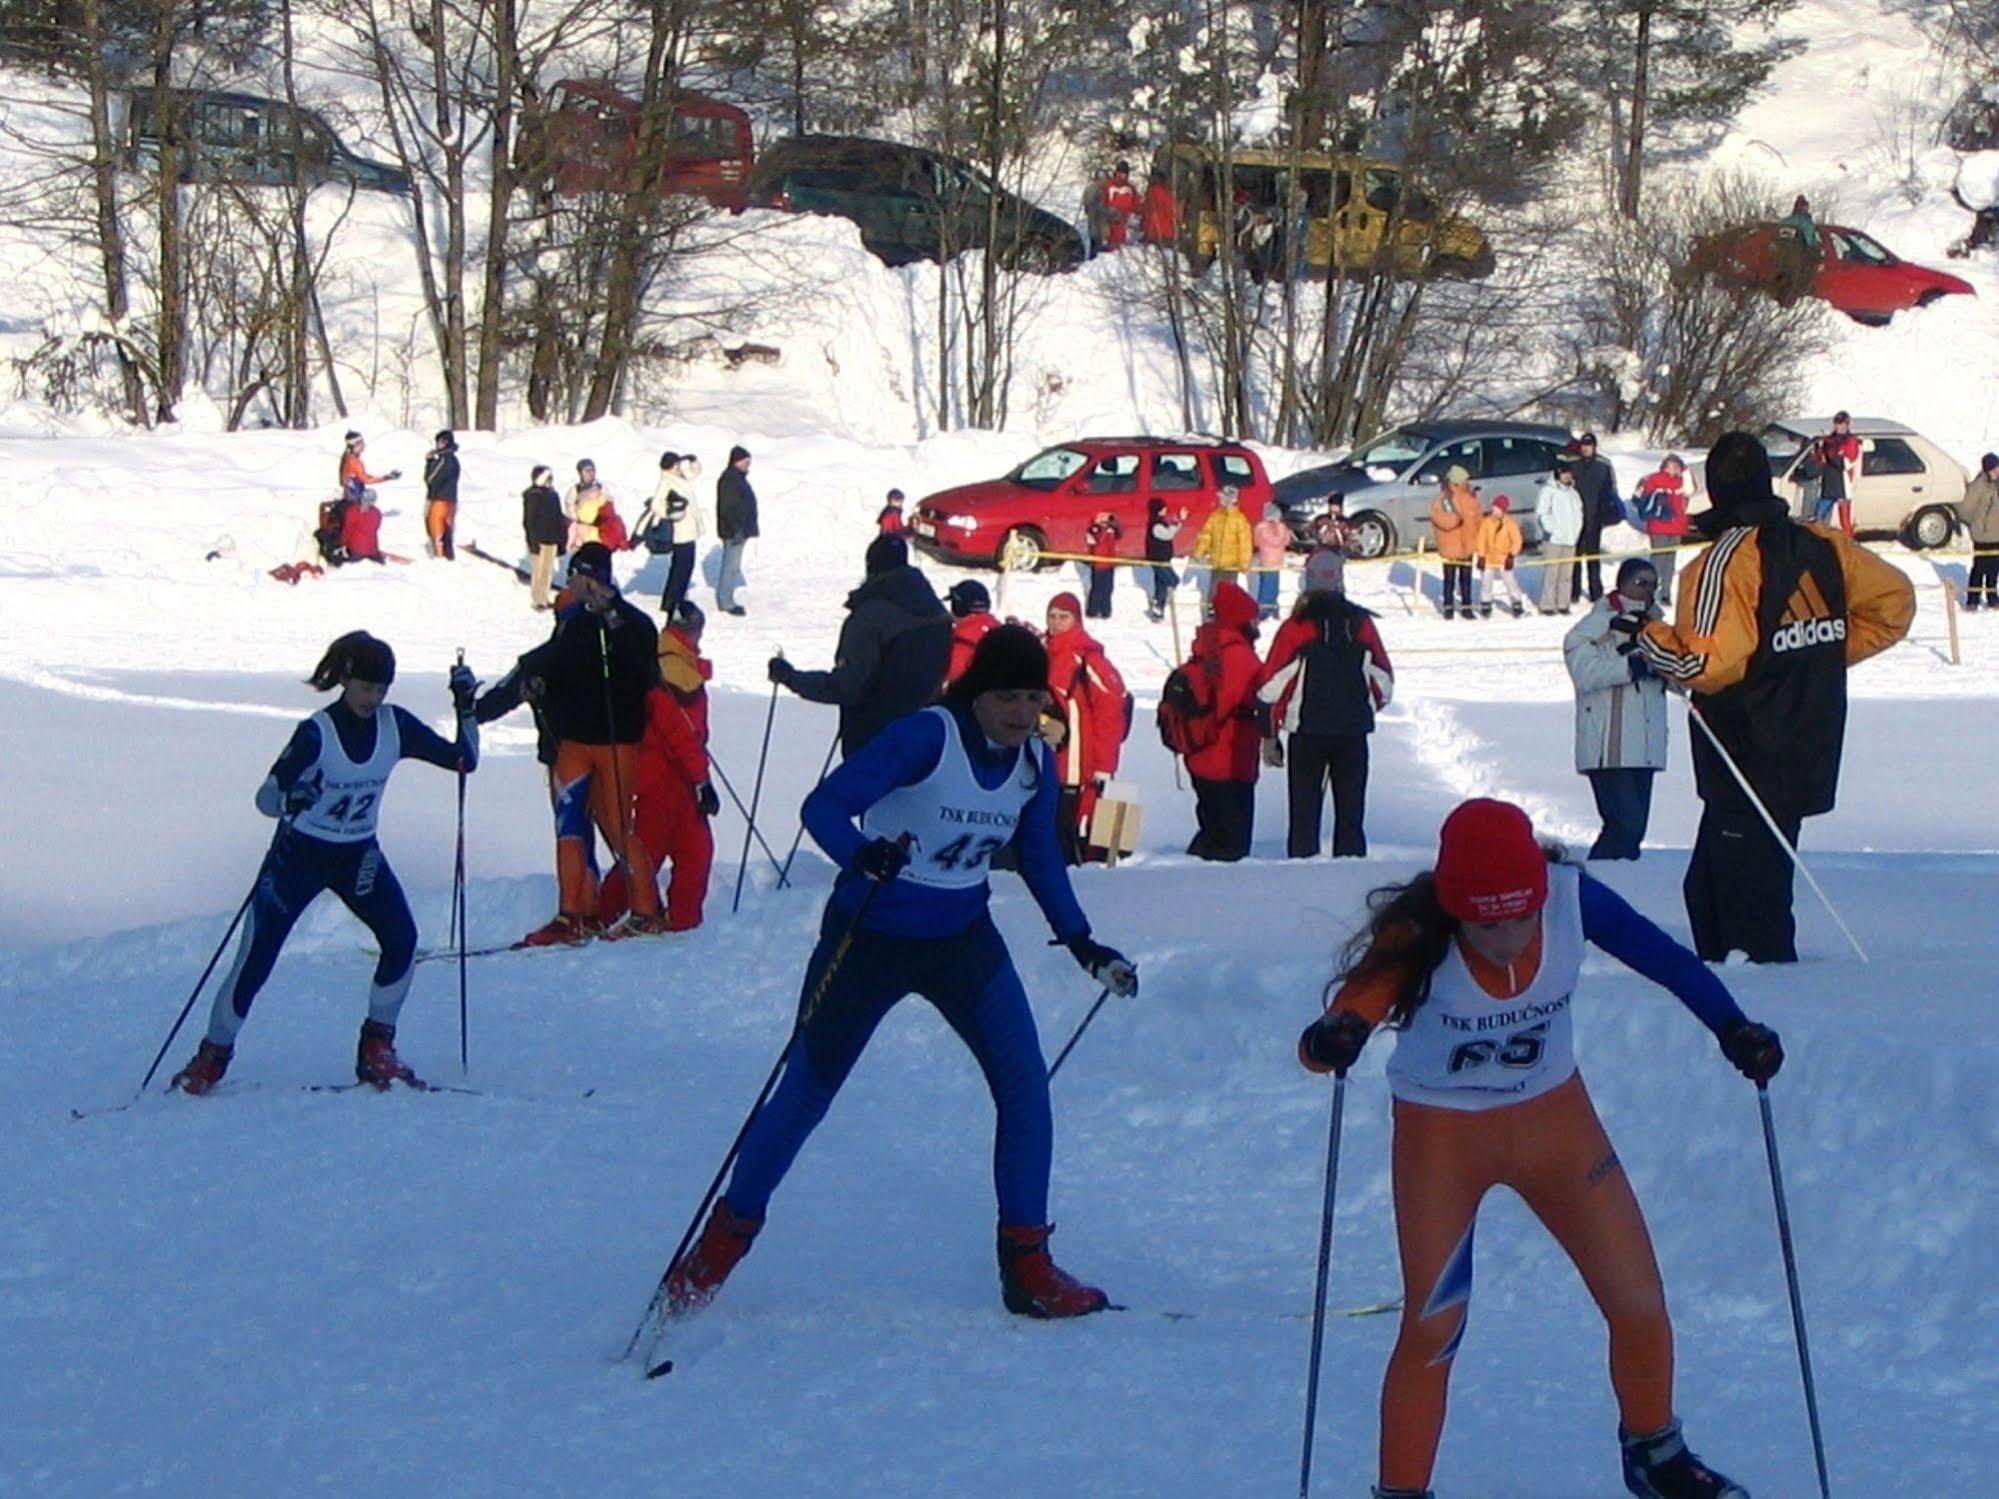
1139, 168, 1177, 246
1084, 511, 1122, 619
1100, 160, 1141, 251
1183, 580, 1264, 861
1258, 550, 1394, 857
944, 580, 998, 687
1812, 412, 1861, 538
1633, 453, 1692, 604
600, 601, 719, 932
340, 487, 386, 564
1043, 592, 1130, 862
878, 489, 906, 536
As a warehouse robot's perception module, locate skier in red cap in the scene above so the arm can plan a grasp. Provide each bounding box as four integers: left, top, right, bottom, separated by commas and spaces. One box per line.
1298, 798, 1783, 1499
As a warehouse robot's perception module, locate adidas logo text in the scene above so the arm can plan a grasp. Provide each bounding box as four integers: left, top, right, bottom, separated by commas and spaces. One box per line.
1771, 617, 1846, 652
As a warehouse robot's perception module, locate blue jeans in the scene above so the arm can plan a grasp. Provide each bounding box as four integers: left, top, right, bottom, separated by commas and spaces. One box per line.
717, 538, 748, 610
1149, 564, 1176, 614
1585, 768, 1656, 860
726, 910, 1053, 1224
1255, 567, 1279, 616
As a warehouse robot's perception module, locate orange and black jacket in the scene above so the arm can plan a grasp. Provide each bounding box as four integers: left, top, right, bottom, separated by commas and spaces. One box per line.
1637, 500, 1913, 819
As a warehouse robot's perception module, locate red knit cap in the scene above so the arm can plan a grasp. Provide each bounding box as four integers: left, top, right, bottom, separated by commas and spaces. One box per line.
1049, 591, 1083, 619
1434, 799, 1548, 923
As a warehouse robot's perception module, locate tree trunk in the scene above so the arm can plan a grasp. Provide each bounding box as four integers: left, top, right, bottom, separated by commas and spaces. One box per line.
81, 0, 149, 424
280, 0, 314, 426
431, 0, 470, 426
474, 0, 518, 429
1620, 4, 1652, 219
150, 26, 186, 423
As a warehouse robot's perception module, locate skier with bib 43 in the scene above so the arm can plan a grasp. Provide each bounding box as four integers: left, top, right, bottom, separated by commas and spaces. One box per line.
665, 624, 1139, 1320
1298, 798, 1782, 1499
171, 632, 479, 1095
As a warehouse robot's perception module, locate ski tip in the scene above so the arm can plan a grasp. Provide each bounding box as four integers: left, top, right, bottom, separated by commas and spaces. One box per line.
644, 1359, 674, 1379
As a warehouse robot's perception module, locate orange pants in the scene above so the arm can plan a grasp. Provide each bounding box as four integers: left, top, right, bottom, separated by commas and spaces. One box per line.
552, 741, 659, 919
1380, 1074, 1673, 1490
426, 497, 457, 558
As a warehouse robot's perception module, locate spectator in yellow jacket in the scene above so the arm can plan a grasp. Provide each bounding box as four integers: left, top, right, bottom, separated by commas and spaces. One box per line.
1192, 485, 1254, 610
1472, 497, 1526, 618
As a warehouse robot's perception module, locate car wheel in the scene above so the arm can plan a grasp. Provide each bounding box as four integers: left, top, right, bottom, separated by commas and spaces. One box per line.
1845, 309, 1893, 327
1903, 505, 1957, 551
1000, 526, 1050, 572
1917, 289, 1947, 309
1349, 512, 1395, 560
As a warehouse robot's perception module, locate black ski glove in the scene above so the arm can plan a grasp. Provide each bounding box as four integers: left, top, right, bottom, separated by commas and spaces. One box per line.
1299, 1010, 1370, 1076
449, 663, 479, 713
1720, 1020, 1784, 1082
1608, 612, 1643, 636
1064, 935, 1138, 997
767, 656, 794, 686
283, 769, 324, 816
850, 837, 911, 882
695, 781, 721, 818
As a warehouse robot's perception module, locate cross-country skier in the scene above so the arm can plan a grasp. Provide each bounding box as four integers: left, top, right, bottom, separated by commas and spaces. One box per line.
665, 624, 1139, 1319
170, 632, 479, 1095
1297, 798, 1783, 1499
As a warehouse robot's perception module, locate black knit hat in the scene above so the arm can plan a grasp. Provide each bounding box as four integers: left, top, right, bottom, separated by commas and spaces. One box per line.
1983, 452, 1998, 474
729, 444, 751, 464
435, 429, 455, 447
670, 598, 705, 633
865, 532, 908, 576
660, 451, 680, 470
569, 541, 616, 585
947, 623, 1048, 705
946, 579, 990, 617
1704, 430, 1776, 516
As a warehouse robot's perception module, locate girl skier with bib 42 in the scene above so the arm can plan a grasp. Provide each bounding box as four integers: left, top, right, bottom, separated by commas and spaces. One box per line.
664, 624, 1139, 1319
170, 631, 479, 1095
1298, 798, 1783, 1499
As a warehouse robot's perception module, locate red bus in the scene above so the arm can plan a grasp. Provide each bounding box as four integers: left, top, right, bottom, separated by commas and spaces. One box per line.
544, 80, 753, 208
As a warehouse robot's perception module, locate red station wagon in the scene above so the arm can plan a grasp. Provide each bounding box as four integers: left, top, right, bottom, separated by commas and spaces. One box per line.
543, 80, 754, 209
909, 437, 1275, 569
1693, 220, 1974, 325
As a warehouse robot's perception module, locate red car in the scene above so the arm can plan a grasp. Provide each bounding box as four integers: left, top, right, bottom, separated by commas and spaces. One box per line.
909, 437, 1274, 569
1694, 221, 1974, 325
542, 80, 753, 209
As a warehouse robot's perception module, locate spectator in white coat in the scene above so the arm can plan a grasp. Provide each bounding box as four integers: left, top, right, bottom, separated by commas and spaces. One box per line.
1534, 459, 1586, 615
1562, 557, 1668, 859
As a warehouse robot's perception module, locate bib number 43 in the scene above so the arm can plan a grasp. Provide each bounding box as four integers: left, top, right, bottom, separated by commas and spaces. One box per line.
1448, 1021, 1548, 1076
930, 833, 1006, 872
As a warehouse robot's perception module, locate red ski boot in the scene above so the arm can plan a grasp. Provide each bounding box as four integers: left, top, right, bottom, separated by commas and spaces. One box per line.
665, 1200, 763, 1313
997, 1223, 1111, 1318
170, 1040, 233, 1096
518, 914, 596, 948
356, 1018, 422, 1090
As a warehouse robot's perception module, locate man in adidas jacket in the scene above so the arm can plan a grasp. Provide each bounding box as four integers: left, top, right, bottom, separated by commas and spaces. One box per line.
1637, 431, 1914, 963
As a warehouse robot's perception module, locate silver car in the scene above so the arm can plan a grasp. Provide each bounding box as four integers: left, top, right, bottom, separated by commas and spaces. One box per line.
1760, 417, 1968, 549
1273, 419, 1575, 558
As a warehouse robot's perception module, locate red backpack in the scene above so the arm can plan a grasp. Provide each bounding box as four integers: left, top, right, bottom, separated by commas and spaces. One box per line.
1156, 654, 1223, 755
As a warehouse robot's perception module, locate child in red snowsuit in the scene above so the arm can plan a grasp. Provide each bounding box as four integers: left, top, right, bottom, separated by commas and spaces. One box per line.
600, 604, 719, 930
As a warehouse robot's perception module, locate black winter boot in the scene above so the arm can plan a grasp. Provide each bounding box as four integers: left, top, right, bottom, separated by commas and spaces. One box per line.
1372, 1488, 1434, 1498
1620, 1420, 1748, 1498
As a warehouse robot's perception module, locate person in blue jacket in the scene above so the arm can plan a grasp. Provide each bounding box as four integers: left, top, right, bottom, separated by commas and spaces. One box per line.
170, 631, 479, 1095
666, 624, 1139, 1319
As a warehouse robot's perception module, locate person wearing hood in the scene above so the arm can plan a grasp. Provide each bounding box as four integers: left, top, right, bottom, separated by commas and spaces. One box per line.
770, 533, 952, 758
944, 579, 999, 687
641, 451, 704, 617
1191, 485, 1253, 608
423, 429, 461, 560
1258, 549, 1393, 858
599, 600, 720, 933
716, 444, 758, 615
1041, 592, 1131, 862
1252, 501, 1291, 620
1564, 558, 1670, 860
1472, 495, 1526, 619
1959, 452, 1999, 608
1637, 431, 1914, 962
1181, 580, 1265, 861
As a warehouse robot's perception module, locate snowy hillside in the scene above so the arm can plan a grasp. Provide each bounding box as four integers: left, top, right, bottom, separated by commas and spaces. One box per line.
4, 2, 1999, 1494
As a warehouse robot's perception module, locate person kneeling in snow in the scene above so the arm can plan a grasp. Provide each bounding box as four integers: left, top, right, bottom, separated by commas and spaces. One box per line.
666, 625, 1138, 1320
1299, 798, 1781, 1499
171, 632, 479, 1095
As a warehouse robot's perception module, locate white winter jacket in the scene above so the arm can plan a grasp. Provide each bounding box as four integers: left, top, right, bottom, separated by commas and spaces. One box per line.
1535, 478, 1585, 547
648, 463, 705, 545
1563, 595, 1668, 772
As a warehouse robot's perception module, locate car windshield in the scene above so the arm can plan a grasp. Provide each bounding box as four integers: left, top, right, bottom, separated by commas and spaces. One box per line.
1347, 429, 1433, 470
1012, 447, 1091, 489
1831, 229, 1892, 265
1758, 426, 1807, 473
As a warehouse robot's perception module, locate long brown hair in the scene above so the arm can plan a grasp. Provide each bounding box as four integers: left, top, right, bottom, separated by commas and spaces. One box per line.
1334, 844, 1571, 1027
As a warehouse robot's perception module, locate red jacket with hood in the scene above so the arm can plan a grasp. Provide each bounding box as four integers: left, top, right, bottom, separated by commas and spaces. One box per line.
1184, 581, 1264, 783
1044, 598, 1129, 787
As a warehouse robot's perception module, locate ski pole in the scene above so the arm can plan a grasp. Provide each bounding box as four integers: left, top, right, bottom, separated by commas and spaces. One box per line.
1684, 700, 1868, 963
453, 649, 470, 1075
778, 727, 841, 886
1297, 1073, 1349, 1499
1757, 1081, 1832, 1498
1045, 986, 1111, 1082
731, 664, 781, 915
705, 749, 790, 883
137, 821, 289, 1095
627, 836, 910, 1375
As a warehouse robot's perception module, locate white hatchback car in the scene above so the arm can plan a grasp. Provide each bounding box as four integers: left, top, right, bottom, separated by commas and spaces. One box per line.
1760, 417, 1968, 549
